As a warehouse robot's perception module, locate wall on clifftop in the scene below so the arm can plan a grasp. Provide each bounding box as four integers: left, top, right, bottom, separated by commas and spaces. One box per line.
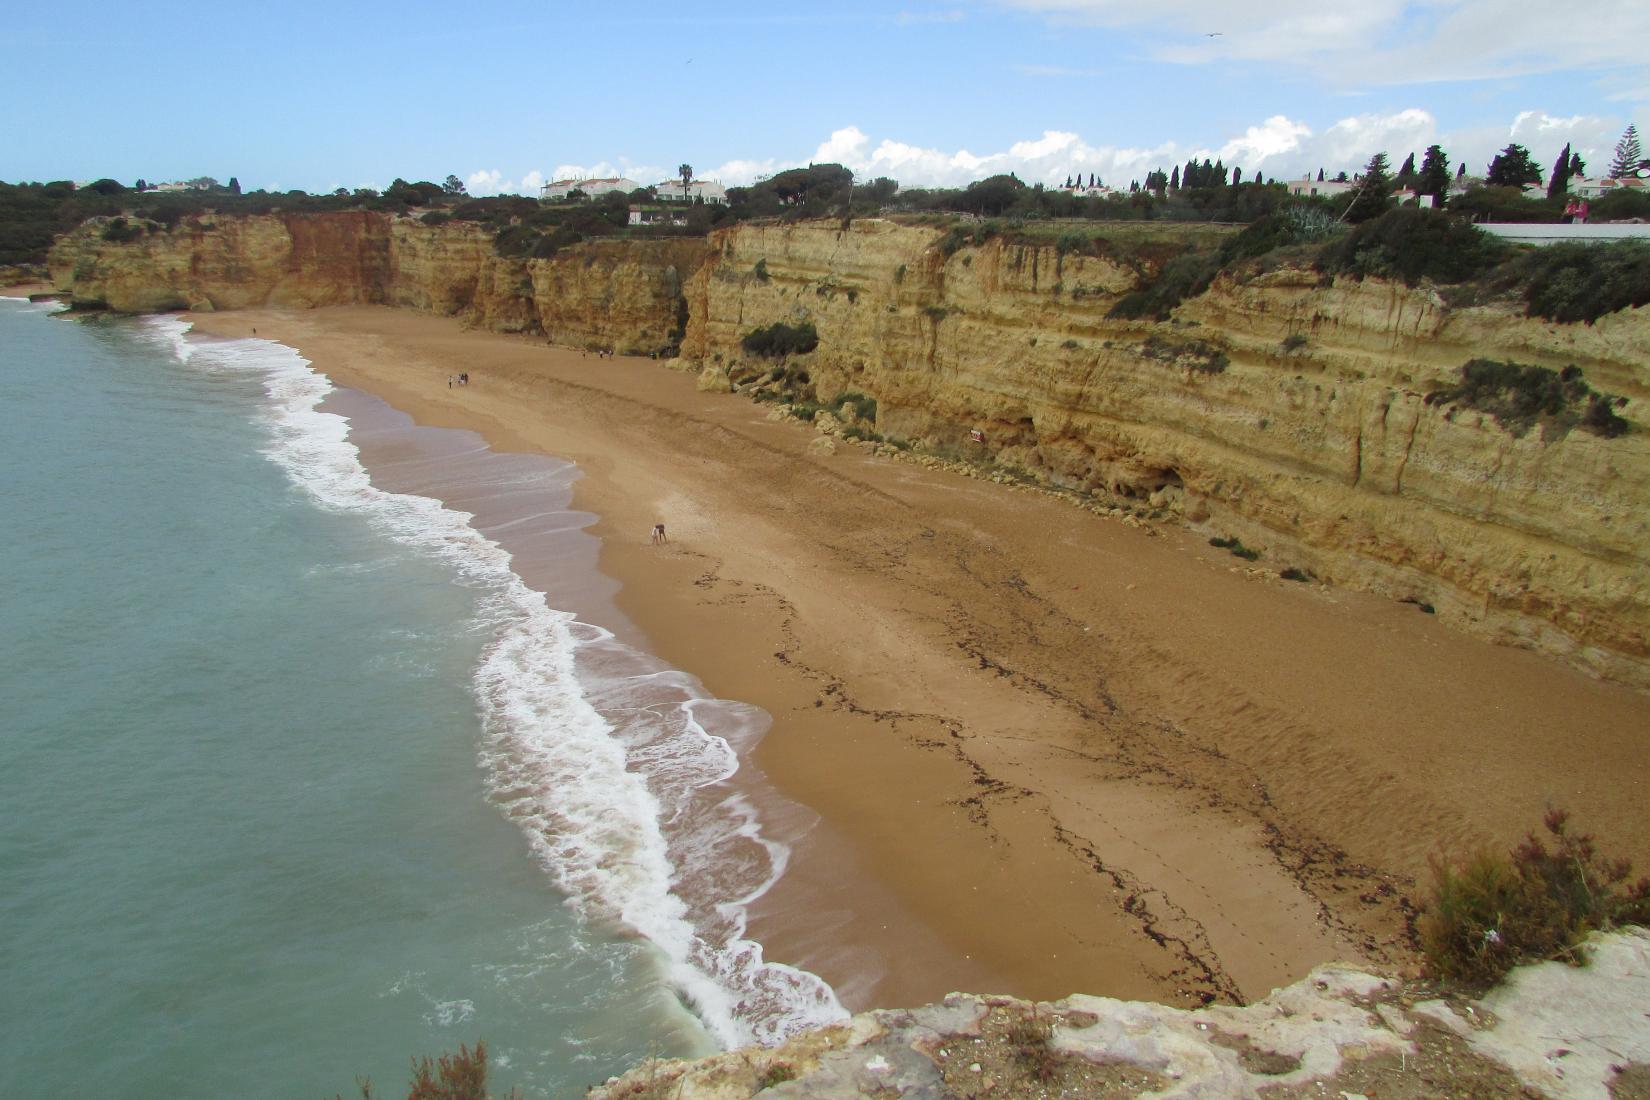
49, 213, 709, 353
683, 219, 1650, 685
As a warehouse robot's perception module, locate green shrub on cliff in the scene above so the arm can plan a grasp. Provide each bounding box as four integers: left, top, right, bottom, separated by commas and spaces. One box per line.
1425, 359, 1629, 438
741, 321, 818, 358
1516, 239, 1650, 324
1421, 809, 1650, 989
1316, 207, 1508, 286
1107, 248, 1223, 320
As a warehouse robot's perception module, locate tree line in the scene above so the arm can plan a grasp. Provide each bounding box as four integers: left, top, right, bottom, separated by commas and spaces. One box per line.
2, 123, 1643, 269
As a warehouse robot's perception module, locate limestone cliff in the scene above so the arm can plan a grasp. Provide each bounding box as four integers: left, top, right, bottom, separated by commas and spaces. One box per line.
682, 220, 1650, 686
588, 930, 1650, 1099
48, 214, 1650, 685
49, 212, 708, 353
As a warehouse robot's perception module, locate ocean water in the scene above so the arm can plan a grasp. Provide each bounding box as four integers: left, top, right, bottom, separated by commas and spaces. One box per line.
0, 300, 841, 1098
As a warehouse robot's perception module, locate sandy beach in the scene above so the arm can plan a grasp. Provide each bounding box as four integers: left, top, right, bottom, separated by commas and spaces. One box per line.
187, 305, 1650, 1015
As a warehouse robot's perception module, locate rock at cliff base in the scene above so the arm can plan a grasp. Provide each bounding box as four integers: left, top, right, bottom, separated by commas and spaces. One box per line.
696, 365, 732, 394
807, 436, 837, 457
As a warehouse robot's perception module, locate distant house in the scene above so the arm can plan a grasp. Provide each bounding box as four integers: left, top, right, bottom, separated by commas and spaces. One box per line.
628, 206, 686, 227
1285, 176, 1359, 199
539, 177, 639, 203
151, 180, 212, 193
654, 179, 728, 205
1056, 181, 1121, 199
1570, 174, 1650, 201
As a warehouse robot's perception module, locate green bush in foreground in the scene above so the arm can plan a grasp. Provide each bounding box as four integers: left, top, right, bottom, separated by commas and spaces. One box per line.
1421, 809, 1650, 989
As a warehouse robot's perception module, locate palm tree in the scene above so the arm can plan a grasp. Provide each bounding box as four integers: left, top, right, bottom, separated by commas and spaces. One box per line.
678, 163, 693, 201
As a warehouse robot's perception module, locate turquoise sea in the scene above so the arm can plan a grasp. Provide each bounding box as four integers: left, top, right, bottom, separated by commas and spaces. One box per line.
0, 300, 840, 1098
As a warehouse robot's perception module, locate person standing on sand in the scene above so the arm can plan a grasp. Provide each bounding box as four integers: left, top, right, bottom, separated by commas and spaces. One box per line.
651, 524, 667, 545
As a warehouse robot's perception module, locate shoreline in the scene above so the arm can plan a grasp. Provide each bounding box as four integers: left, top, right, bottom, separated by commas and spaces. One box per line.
184, 305, 1650, 1018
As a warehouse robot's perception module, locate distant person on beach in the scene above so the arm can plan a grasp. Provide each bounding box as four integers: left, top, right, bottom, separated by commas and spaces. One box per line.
651, 524, 667, 545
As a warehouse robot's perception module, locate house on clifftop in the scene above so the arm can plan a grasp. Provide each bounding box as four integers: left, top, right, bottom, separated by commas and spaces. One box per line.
654, 179, 728, 204
539, 177, 639, 202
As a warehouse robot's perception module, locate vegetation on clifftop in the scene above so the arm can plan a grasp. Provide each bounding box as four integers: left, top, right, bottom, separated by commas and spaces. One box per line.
1421, 809, 1650, 989
1425, 359, 1631, 438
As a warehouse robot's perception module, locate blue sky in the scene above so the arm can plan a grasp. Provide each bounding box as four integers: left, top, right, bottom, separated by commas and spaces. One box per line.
3, 1, 1644, 193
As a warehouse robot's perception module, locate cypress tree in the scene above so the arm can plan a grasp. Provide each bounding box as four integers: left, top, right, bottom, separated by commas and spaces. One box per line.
1213, 158, 1226, 186
1317, 167, 1325, 182
1396, 152, 1416, 186
1170, 165, 1180, 190
1548, 142, 1572, 199
1232, 166, 1243, 185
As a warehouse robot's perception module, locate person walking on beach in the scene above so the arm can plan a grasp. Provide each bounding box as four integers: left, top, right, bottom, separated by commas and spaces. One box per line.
651, 523, 667, 545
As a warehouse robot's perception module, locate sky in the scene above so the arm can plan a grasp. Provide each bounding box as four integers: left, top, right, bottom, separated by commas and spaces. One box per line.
3, 1, 1645, 195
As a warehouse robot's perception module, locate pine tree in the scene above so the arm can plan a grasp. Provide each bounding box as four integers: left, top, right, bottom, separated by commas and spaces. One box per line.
1608, 124, 1643, 178
1417, 144, 1451, 205
1396, 152, 1416, 186
1486, 143, 1542, 188
1570, 151, 1586, 177
1547, 142, 1572, 199
1345, 152, 1394, 223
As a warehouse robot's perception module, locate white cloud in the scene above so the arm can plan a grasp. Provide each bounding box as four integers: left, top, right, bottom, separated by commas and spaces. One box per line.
999, 1, 1650, 88
696, 109, 1627, 193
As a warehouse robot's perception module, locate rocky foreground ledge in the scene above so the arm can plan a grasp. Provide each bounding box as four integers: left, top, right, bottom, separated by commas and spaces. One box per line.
591, 930, 1650, 1099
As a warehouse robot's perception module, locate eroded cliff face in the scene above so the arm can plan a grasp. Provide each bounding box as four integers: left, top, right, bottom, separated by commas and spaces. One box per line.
49, 214, 1650, 684
49, 212, 708, 353
683, 220, 1650, 685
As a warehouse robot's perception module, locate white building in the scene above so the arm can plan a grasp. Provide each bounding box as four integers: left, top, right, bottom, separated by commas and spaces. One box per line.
1569, 174, 1650, 201
1057, 181, 1122, 199
539, 177, 639, 202
1286, 176, 1359, 199
654, 179, 728, 204
628, 206, 686, 227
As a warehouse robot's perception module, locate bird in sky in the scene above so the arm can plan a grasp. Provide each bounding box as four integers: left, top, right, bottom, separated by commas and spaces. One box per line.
1205, 31, 1223, 37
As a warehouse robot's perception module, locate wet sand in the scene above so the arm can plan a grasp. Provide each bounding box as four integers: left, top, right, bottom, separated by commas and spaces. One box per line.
188, 305, 1650, 1014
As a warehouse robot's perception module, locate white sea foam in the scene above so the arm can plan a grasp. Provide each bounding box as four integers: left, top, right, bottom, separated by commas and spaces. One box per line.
143, 316, 845, 1049
0, 294, 66, 313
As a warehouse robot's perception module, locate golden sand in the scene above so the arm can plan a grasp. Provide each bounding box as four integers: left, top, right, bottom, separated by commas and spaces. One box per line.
188, 305, 1650, 1012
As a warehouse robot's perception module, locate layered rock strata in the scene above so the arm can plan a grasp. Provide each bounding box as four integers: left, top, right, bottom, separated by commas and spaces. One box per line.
49, 213, 1650, 684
